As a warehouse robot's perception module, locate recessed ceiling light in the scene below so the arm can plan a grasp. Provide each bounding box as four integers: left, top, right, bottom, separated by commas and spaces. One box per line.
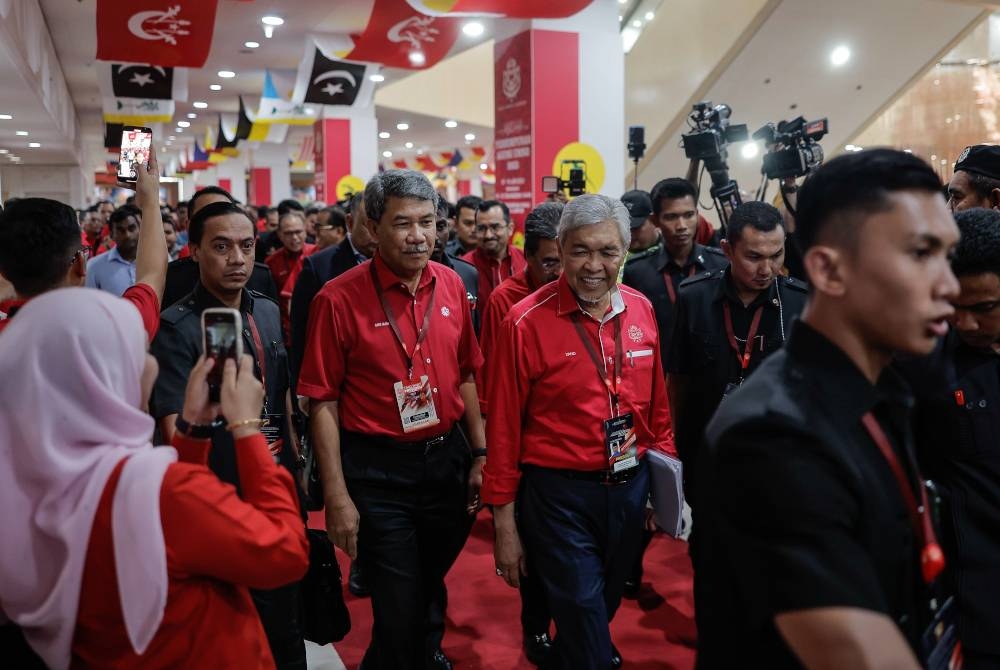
27, 142, 39, 148
396, 123, 409, 130
0, 149, 9, 154
632, 19, 641, 28
617, 0, 626, 4
417, 149, 424, 155
852, 146, 864, 152
741, 142, 759, 159
379, 131, 391, 139
244, 41, 260, 48
931, 154, 937, 161
168, 136, 176, 140
209, 84, 222, 91
404, 141, 414, 149
946, 117, 953, 124
370, 74, 385, 83
618, 15, 623, 21
409, 51, 426, 66
261, 16, 284, 26
845, 144, 856, 151
464, 133, 475, 141
15, 131, 28, 136
645, 11, 655, 20
193, 101, 208, 108
830, 45, 851, 67
0, 114, 11, 120
941, 159, 947, 164
954, 113, 961, 120
934, 79, 941, 86
445, 120, 458, 128
463, 22, 484, 37
218, 70, 236, 78
382, 150, 393, 158
187, 113, 196, 119
177, 121, 191, 128
904, 149, 913, 153
479, 163, 488, 170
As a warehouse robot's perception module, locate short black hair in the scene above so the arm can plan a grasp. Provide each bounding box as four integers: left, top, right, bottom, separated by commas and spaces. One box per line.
189, 201, 254, 246
324, 206, 347, 232
725, 201, 784, 244
796, 148, 943, 253
952, 208, 1000, 278
0, 198, 80, 296
305, 206, 319, 217
162, 218, 176, 232
277, 199, 304, 216
964, 171, 1000, 201
650, 178, 697, 215
109, 205, 142, 229
524, 203, 562, 256
436, 196, 451, 222
476, 199, 510, 224
456, 195, 483, 215
348, 192, 364, 215
189, 186, 235, 217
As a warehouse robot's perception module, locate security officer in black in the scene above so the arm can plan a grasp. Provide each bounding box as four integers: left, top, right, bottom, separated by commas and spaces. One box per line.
667, 201, 806, 497
905, 208, 1000, 668
432, 195, 480, 335
149, 201, 306, 670
622, 178, 727, 371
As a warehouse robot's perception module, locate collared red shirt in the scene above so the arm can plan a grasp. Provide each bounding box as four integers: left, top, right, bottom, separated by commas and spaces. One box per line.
478, 269, 540, 415
0, 283, 159, 339
480, 274, 675, 506
267, 243, 316, 294
85, 247, 136, 297
462, 245, 527, 314
298, 253, 483, 441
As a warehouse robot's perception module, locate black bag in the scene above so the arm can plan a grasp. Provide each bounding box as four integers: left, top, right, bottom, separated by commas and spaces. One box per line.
298, 430, 325, 511
301, 529, 351, 645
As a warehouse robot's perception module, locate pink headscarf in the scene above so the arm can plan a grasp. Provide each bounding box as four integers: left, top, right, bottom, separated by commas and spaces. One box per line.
0, 288, 177, 669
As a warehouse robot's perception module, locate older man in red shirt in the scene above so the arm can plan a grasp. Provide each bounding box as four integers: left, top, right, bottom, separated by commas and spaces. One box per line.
482, 194, 675, 670
266, 211, 315, 343
462, 199, 526, 313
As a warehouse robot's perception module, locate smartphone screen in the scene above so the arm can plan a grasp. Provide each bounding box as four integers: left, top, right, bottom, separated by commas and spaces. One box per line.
118, 127, 152, 182
203, 310, 241, 400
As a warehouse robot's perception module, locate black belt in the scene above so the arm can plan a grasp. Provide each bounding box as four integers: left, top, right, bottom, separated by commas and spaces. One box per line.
341, 426, 455, 453
522, 460, 643, 486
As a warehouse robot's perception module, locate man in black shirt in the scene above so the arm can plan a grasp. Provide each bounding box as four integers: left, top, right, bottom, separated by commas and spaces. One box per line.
666, 201, 806, 494
697, 149, 960, 668
622, 178, 727, 370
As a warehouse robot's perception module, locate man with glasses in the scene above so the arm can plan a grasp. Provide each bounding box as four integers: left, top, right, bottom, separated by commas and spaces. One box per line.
462, 199, 526, 311
267, 211, 316, 344
314, 206, 348, 251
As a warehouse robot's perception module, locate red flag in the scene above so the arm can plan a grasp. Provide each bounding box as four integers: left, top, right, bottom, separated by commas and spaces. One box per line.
416, 156, 439, 172
96, 1, 219, 68
410, 0, 592, 18
348, 0, 462, 70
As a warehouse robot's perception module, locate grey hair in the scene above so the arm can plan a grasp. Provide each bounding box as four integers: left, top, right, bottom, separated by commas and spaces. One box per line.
557, 194, 630, 247
364, 169, 437, 224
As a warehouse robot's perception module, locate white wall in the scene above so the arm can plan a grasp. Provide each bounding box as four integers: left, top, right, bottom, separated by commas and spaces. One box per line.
1, 164, 87, 206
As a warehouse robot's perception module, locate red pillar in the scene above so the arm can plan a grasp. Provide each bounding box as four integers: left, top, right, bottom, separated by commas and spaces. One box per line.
314, 119, 352, 203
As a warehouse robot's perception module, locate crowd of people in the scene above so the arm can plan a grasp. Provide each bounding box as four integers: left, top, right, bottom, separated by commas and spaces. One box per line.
2, 142, 1000, 670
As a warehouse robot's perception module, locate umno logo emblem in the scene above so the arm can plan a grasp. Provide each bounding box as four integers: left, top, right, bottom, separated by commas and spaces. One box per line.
628, 325, 643, 343
502, 58, 521, 101
127, 5, 191, 45
387, 16, 439, 50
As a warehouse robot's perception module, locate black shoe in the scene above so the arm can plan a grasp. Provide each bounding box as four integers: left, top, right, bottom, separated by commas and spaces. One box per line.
348, 561, 370, 598
428, 649, 453, 670
610, 644, 622, 669
524, 631, 554, 666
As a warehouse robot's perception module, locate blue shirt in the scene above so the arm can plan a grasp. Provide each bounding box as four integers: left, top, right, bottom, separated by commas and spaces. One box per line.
85, 247, 136, 296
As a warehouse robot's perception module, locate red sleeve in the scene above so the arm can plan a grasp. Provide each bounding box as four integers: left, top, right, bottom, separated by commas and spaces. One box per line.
170, 432, 211, 465
297, 288, 349, 401
160, 433, 309, 590
649, 339, 677, 457
481, 315, 531, 505
122, 282, 160, 340
476, 292, 506, 414
456, 278, 484, 381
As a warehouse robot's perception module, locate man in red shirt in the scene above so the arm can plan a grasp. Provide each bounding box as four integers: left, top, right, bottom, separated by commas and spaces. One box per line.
80, 207, 113, 258
462, 199, 527, 311
299, 169, 486, 670
267, 211, 315, 344
482, 194, 675, 670
0, 154, 166, 339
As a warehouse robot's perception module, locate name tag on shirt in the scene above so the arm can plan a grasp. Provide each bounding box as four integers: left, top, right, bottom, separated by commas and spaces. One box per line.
394, 375, 441, 433
604, 412, 638, 473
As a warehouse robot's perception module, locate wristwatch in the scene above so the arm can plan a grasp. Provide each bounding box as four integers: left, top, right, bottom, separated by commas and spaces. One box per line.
175, 416, 219, 438
471, 447, 488, 458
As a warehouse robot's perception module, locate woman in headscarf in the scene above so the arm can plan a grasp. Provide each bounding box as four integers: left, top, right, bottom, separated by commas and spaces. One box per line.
0, 287, 309, 669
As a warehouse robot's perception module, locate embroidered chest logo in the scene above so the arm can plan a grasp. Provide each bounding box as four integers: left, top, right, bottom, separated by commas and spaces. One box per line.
628, 324, 643, 343
440, 306, 451, 317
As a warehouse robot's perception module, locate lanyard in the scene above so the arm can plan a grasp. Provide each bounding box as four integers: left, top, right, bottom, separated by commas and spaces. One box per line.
571, 313, 623, 413
245, 311, 268, 412
662, 265, 696, 305
369, 261, 437, 380
860, 412, 945, 584
722, 301, 764, 373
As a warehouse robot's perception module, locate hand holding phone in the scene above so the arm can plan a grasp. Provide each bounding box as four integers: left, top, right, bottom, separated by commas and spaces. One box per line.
201, 308, 244, 403
118, 126, 152, 186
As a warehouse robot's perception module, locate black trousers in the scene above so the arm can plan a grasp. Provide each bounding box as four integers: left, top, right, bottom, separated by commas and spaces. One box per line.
342, 428, 471, 670
518, 462, 649, 670
251, 582, 307, 670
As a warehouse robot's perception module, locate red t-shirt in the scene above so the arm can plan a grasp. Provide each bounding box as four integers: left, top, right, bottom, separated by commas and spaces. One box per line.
0, 283, 159, 339
298, 254, 484, 441
268, 245, 316, 343
477, 269, 540, 415
480, 275, 675, 505
462, 246, 527, 317
71, 432, 309, 669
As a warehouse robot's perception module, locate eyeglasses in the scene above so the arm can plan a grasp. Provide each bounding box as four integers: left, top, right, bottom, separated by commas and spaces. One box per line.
539, 258, 561, 271
475, 222, 507, 235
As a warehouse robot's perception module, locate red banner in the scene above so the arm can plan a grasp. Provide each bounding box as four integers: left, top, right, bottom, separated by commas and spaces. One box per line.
96, 1, 219, 68
494, 31, 534, 225
421, 0, 592, 18
347, 0, 462, 70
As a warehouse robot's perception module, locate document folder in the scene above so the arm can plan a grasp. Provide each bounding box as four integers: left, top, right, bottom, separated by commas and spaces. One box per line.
647, 449, 684, 537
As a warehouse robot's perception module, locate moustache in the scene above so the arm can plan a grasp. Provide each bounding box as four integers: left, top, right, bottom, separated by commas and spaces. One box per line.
404, 246, 429, 254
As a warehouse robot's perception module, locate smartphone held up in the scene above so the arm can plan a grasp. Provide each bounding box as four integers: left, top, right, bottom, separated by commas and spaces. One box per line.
118, 126, 152, 185
201, 308, 243, 402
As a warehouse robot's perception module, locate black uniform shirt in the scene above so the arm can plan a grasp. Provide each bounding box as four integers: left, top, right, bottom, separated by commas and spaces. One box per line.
621, 243, 728, 371
696, 321, 925, 668
437, 251, 480, 336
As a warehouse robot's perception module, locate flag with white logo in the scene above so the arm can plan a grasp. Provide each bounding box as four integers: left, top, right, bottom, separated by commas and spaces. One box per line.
96, 0, 219, 68
293, 37, 377, 107
102, 97, 174, 124
345, 0, 462, 70
97, 63, 188, 101
255, 71, 317, 125
406, 0, 592, 18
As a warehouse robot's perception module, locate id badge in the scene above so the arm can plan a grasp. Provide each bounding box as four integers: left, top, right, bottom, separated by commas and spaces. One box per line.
260, 413, 284, 462
394, 375, 440, 433
604, 412, 638, 474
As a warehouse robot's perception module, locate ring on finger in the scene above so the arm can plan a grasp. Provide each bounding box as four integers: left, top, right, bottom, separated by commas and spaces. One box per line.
496, 567, 503, 576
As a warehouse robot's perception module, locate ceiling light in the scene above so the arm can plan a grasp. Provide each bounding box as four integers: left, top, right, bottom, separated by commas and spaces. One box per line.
261, 16, 284, 26
852, 146, 863, 152
15, 131, 28, 136
379, 131, 391, 139
244, 41, 260, 48
396, 122, 409, 130
382, 150, 393, 158
645, 11, 654, 20
218, 70, 236, 78
463, 22, 484, 37
264, 26, 275, 38
409, 51, 426, 66
904, 149, 913, 153
168, 135, 176, 140
0, 149, 9, 154
479, 163, 488, 170
370, 74, 385, 83
845, 144, 856, 151
632, 19, 641, 27
618, 15, 623, 21
417, 149, 424, 155
741, 142, 759, 159
405, 141, 414, 149
617, 0, 627, 4
946, 117, 953, 124
622, 27, 640, 53
942, 159, 948, 164
177, 121, 191, 128
830, 45, 851, 67
444, 120, 458, 128
209, 84, 222, 91
931, 154, 937, 161
934, 79, 941, 86
954, 113, 961, 120
187, 113, 196, 119
464, 133, 475, 141
193, 101, 208, 108
0, 114, 11, 120
27, 142, 39, 148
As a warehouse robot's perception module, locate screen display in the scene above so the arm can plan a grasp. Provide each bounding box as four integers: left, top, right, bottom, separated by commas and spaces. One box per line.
204, 312, 240, 390
118, 128, 152, 180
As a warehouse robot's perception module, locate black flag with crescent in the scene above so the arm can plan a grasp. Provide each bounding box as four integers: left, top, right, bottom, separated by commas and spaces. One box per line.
111, 64, 175, 100
303, 50, 367, 106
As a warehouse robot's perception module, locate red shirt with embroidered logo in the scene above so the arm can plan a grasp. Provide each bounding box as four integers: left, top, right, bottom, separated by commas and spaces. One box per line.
462, 245, 527, 315
480, 274, 675, 506
298, 254, 483, 441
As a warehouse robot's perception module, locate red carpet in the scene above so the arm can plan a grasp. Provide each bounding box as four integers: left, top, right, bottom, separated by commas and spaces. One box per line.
307, 511, 697, 669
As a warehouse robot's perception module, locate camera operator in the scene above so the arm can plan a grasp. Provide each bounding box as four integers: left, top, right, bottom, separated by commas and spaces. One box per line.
621, 190, 662, 261
947, 145, 1000, 212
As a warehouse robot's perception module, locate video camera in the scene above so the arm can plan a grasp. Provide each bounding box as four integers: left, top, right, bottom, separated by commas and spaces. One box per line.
681, 101, 748, 228
752, 116, 829, 180
542, 160, 587, 197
